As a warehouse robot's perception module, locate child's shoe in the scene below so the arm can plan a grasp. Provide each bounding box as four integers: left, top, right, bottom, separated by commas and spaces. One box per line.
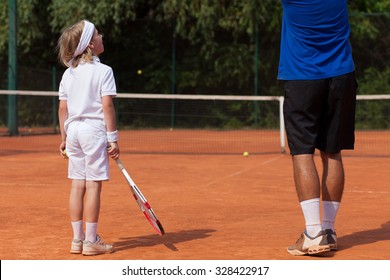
70, 239, 83, 254
82, 235, 114, 256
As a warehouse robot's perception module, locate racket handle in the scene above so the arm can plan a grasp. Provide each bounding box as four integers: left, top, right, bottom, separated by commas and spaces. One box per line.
115, 158, 124, 170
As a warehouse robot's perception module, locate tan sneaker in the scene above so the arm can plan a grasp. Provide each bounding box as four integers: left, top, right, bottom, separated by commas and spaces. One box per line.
70, 239, 83, 254
325, 229, 337, 251
287, 231, 330, 256
82, 235, 114, 256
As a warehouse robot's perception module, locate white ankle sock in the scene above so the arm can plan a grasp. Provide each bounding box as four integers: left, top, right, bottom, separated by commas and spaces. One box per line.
85, 222, 98, 243
71, 220, 85, 240
322, 200, 340, 231
300, 198, 322, 237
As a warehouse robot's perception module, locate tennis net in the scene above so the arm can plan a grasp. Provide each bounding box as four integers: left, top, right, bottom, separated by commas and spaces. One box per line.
0, 90, 389, 156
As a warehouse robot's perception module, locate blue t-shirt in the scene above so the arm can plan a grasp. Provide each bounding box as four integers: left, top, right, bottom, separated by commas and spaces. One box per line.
278, 0, 355, 80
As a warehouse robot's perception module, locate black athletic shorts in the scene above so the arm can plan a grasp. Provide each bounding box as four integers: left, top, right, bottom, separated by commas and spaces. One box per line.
283, 72, 358, 155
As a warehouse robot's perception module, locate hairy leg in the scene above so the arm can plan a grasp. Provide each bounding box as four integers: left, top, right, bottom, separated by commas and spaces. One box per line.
69, 179, 86, 221
292, 154, 321, 202
320, 152, 344, 202
292, 154, 323, 236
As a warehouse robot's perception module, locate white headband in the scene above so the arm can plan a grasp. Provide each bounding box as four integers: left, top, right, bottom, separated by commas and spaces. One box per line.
73, 20, 95, 57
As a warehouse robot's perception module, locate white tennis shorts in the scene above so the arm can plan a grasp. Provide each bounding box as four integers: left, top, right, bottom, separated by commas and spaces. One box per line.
66, 120, 109, 181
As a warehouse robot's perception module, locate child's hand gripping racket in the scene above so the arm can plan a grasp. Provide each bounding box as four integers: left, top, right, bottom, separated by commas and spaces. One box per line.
115, 158, 165, 236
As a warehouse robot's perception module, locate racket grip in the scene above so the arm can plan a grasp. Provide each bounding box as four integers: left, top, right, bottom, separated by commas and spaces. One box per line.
115, 159, 124, 170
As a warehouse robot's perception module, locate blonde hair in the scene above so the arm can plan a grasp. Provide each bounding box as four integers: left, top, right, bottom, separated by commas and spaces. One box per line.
57, 20, 95, 68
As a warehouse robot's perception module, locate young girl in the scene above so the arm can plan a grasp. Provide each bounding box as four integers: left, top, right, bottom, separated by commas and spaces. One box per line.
57, 20, 119, 256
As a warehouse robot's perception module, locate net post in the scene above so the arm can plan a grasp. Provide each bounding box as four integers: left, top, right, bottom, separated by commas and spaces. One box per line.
52, 65, 58, 133
279, 96, 286, 153
170, 20, 177, 129
253, 21, 259, 126
7, 0, 18, 136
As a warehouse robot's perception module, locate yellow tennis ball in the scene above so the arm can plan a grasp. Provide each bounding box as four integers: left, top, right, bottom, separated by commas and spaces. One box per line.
137, 69, 142, 75
62, 149, 68, 159
243, 151, 249, 157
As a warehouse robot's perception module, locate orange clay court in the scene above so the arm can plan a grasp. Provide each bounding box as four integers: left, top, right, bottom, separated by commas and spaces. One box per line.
0, 129, 390, 260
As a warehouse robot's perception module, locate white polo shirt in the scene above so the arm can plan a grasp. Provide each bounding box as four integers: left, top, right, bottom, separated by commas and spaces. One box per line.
59, 57, 117, 133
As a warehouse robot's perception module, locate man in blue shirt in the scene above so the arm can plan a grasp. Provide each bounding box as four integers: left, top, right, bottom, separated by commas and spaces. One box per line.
278, 0, 357, 256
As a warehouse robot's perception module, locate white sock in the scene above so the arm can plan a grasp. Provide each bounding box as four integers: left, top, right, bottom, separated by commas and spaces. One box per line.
322, 200, 340, 231
85, 222, 98, 243
300, 198, 322, 237
71, 220, 85, 241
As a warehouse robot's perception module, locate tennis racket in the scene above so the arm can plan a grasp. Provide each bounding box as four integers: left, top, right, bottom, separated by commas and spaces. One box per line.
115, 158, 165, 236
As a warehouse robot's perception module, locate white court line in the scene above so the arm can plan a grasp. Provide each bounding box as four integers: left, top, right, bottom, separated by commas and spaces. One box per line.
204, 155, 285, 187
0, 183, 51, 187
345, 189, 390, 194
